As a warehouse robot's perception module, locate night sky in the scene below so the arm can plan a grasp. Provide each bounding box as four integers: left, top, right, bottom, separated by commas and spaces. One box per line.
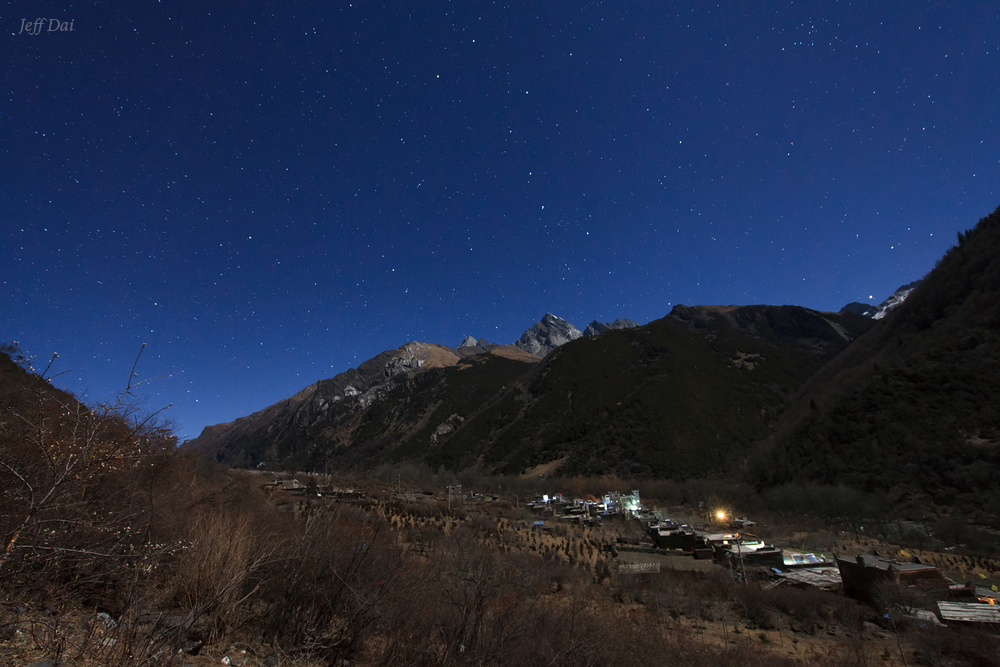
4, 2, 998, 441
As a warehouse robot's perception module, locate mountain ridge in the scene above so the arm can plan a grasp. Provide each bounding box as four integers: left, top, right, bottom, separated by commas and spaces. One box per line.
186, 305, 873, 475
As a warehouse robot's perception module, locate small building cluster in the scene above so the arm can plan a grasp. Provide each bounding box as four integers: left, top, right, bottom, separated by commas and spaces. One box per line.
834, 553, 1000, 628
648, 519, 830, 570
526, 489, 657, 525
645, 514, 1000, 630
531, 487, 1000, 629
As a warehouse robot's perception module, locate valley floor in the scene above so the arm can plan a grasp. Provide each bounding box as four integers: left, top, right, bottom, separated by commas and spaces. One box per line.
4, 470, 999, 667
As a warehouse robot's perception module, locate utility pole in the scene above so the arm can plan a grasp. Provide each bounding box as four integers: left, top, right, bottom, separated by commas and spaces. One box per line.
736, 533, 747, 583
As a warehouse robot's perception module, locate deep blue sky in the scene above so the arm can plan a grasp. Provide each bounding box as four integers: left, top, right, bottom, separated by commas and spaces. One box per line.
4, 2, 998, 440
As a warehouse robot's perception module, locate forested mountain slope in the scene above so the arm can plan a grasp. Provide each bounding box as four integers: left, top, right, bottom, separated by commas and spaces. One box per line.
751, 206, 1000, 517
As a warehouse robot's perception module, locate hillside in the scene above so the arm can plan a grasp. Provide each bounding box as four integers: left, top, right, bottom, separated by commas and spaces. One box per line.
439, 306, 871, 477
190, 345, 540, 470
752, 205, 1000, 517
188, 307, 871, 476
0, 345, 80, 415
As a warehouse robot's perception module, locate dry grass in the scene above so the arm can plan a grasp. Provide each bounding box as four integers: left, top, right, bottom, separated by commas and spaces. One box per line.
6, 463, 1000, 667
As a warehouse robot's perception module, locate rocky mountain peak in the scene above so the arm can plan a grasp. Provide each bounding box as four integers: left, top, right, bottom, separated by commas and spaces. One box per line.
514, 313, 582, 357
455, 336, 497, 358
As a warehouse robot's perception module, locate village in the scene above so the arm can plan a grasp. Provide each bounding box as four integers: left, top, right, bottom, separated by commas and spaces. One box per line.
265, 473, 1000, 636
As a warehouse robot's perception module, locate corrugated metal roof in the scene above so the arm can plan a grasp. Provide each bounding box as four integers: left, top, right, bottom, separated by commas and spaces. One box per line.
776, 567, 842, 588
938, 602, 1000, 624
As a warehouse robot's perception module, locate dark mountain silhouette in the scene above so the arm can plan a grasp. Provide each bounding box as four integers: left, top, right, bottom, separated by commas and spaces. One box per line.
751, 206, 1000, 516
435, 306, 870, 478
187, 306, 871, 477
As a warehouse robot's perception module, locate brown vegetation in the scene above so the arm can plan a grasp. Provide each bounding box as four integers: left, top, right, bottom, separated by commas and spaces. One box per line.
5, 454, 1000, 666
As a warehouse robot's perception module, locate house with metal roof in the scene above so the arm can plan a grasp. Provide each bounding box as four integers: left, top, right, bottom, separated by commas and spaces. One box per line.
836, 554, 949, 603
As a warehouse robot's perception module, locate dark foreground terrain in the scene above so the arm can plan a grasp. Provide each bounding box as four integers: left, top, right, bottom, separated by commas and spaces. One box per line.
3, 446, 1000, 667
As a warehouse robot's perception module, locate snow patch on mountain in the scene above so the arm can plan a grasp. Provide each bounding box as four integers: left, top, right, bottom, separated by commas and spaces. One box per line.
841, 280, 922, 320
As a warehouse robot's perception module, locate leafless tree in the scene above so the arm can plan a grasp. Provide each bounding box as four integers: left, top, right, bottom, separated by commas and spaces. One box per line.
0, 343, 175, 588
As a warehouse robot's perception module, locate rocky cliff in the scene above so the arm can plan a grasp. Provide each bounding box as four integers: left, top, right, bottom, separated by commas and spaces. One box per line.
514, 314, 583, 357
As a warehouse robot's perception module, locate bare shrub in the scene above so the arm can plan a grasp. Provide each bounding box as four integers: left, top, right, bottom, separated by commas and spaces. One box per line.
765, 586, 835, 634
255, 504, 404, 663
832, 594, 870, 636
734, 584, 777, 629
431, 526, 540, 663
164, 509, 278, 640
0, 345, 176, 611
